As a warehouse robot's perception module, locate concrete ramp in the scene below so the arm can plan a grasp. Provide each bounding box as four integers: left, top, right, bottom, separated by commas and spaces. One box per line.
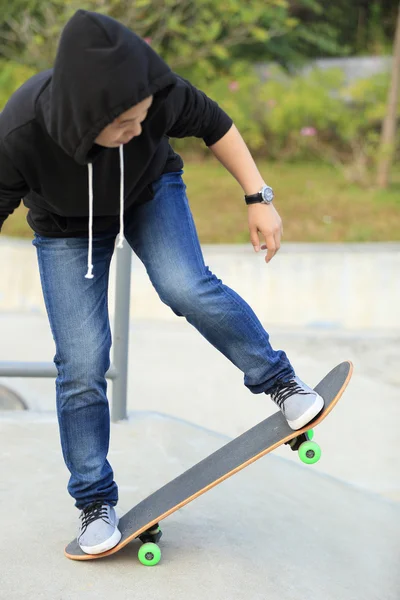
0, 411, 398, 600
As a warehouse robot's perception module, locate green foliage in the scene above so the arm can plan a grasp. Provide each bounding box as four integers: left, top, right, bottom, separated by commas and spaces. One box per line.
0, 0, 304, 74
0, 60, 36, 109
1, 0, 398, 72
174, 64, 398, 186
198, 62, 266, 151
285, 0, 397, 58
259, 66, 346, 138
340, 73, 393, 130
0, 0, 398, 187
257, 67, 400, 183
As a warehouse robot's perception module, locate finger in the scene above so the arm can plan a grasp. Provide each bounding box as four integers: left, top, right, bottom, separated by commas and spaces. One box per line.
261, 227, 282, 255
249, 228, 260, 252
263, 233, 276, 263
274, 227, 282, 253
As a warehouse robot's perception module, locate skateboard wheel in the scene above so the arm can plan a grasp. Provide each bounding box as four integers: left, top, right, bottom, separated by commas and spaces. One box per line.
298, 441, 321, 464
307, 429, 314, 441
138, 542, 161, 566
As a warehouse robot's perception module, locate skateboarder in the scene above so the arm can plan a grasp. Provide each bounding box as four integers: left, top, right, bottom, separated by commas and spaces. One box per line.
0, 10, 323, 555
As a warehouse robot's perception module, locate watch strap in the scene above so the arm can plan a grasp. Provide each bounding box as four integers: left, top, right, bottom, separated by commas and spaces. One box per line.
245, 194, 264, 205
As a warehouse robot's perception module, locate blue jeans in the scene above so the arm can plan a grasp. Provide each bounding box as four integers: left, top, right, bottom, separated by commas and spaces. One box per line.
32, 170, 294, 509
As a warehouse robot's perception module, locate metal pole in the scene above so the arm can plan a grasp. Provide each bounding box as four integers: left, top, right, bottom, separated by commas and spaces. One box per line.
111, 242, 132, 422
0, 362, 117, 379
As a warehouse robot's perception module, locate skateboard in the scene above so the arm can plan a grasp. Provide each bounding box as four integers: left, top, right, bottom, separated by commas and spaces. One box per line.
65, 360, 353, 564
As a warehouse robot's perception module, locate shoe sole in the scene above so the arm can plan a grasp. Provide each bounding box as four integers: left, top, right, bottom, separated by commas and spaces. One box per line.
79, 518, 122, 555
287, 393, 324, 431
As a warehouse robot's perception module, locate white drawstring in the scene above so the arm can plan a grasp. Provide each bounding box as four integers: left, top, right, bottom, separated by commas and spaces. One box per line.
85, 145, 125, 279
117, 144, 125, 248
85, 162, 94, 279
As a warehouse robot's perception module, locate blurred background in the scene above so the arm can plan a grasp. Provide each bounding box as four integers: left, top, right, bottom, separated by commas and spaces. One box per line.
1, 0, 399, 241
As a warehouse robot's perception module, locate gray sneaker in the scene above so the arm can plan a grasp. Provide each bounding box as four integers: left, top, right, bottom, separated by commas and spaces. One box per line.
269, 375, 324, 430
77, 501, 122, 555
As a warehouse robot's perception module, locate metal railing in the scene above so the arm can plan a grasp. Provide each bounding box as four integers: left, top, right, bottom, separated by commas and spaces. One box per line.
0, 243, 132, 422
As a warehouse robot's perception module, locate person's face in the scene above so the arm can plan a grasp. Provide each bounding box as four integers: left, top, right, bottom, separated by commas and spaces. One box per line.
95, 95, 153, 147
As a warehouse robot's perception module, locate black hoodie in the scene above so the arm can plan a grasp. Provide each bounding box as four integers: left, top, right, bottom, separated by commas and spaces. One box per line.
0, 9, 233, 238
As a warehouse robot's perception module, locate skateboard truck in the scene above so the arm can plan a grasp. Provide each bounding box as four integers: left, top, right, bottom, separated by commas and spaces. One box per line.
138, 523, 162, 544
285, 429, 322, 464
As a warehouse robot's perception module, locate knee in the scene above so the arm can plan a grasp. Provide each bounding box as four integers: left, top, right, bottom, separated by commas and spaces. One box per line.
154, 268, 222, 315
54, 332, 111, 384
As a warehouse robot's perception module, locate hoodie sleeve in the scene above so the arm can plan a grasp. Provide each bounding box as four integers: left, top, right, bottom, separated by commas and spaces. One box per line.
165, 75, 233, 147
0, 145, 29, 232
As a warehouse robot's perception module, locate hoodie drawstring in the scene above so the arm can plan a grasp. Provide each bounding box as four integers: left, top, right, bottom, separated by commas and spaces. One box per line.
117, 144, 125, 249
85, 162, 94, 279
85, 144, 125, 279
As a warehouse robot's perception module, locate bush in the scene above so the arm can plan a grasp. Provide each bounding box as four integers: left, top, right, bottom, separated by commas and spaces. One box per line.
181, 63, 399, 186
0, 60, 37, 110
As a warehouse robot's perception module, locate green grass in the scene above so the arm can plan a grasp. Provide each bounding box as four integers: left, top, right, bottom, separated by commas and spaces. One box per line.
2, 160, 400, 242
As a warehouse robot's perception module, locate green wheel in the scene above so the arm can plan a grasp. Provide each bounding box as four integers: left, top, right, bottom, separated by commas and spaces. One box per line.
298, 441, 321, 464
138, 542, 161, 566
307, 429, 314, 441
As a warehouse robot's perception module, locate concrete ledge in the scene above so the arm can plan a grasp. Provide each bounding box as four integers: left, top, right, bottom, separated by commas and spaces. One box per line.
0, 237, 399, 329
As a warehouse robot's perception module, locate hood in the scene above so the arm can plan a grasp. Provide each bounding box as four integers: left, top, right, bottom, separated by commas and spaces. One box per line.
45, 8, 177, 165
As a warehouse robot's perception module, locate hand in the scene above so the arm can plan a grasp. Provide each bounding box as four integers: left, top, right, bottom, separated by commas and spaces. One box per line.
247, 203, 283, 263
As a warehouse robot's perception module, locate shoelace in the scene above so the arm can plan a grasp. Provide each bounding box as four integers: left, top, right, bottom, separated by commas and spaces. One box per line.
270, 379, 308, 409
80, 501, 109, 533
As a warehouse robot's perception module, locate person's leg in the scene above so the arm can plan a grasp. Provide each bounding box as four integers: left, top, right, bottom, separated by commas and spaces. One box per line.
32, 233, 119, 509
124, 170, 295, 394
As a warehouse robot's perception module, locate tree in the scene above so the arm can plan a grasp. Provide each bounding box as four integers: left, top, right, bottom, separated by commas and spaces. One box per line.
0, 0, 299, 76
377, 1, 400, 188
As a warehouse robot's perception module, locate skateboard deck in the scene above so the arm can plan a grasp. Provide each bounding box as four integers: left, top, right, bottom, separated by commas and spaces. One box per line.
65, 361, 353, 562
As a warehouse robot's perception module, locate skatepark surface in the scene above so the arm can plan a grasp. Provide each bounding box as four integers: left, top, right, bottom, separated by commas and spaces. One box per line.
1, 314, 399, 599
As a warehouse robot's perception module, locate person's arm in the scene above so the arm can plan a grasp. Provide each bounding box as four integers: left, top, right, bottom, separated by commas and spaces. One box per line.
208, 122, 265, 196
209, 123, 283, 264
0, 145, 29, 232
165, 78, 282, 263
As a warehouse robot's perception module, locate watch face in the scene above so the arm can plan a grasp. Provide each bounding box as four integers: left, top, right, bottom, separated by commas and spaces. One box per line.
262, 185, 274, 203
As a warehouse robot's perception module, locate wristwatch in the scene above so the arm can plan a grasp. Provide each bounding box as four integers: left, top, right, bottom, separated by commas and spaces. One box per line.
244, 184, 274, 205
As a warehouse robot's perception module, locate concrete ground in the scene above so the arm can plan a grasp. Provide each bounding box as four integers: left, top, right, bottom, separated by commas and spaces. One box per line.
1, 412, 399, 600
1, 314, 399, 500
0, 313, 399, 599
